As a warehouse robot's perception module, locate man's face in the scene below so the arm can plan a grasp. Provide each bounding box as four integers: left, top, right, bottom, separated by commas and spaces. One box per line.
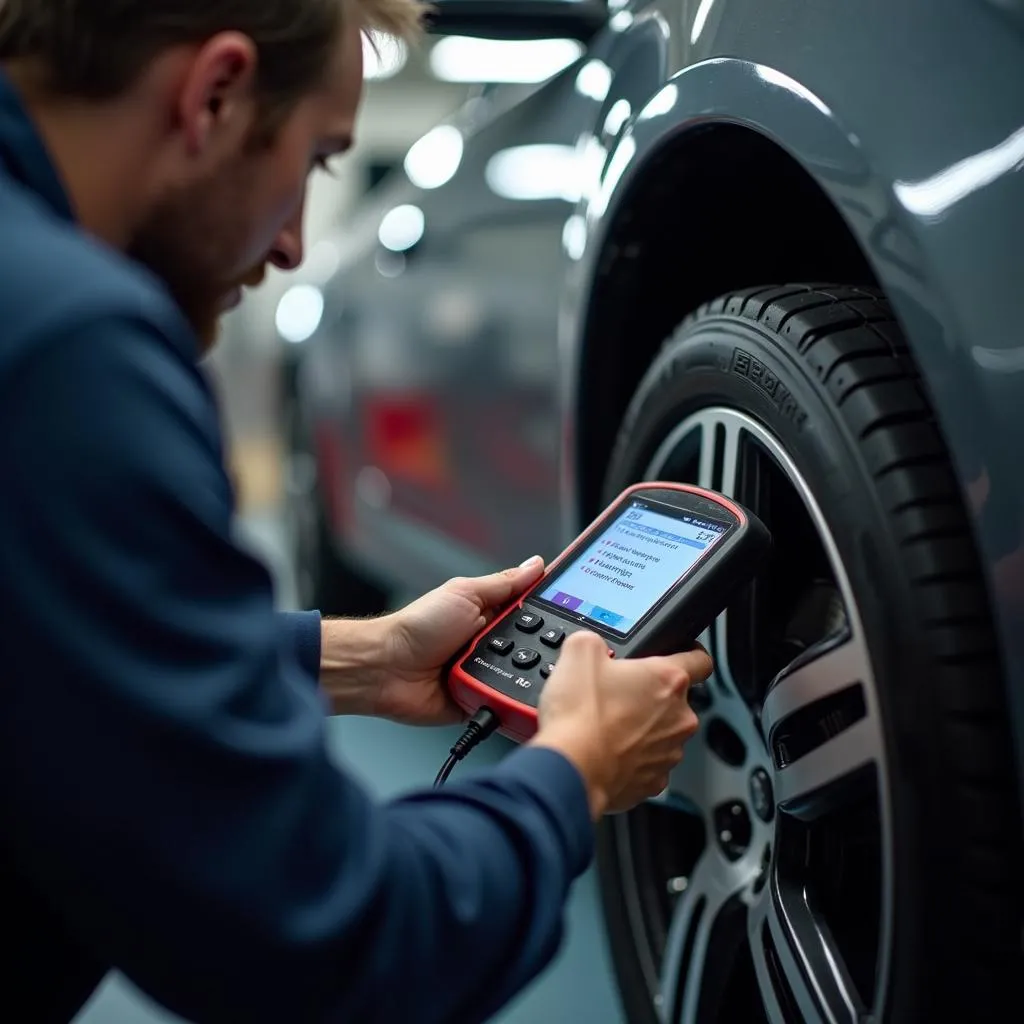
127, 23, 364, 350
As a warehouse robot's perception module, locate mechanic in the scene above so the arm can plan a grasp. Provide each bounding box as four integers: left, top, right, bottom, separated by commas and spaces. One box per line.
0, 2, 711, 1022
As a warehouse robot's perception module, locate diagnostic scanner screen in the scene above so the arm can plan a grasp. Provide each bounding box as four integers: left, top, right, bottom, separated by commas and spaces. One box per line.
537, 499, 730, 636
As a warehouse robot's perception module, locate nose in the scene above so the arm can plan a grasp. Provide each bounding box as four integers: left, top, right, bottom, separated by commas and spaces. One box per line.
269, 198, 306, 272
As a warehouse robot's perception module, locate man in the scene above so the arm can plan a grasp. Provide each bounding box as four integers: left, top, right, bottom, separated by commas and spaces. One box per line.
0, 2, 711, 1022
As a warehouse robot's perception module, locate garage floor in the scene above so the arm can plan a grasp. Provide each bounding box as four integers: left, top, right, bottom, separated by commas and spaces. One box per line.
72, 509, 627, 1024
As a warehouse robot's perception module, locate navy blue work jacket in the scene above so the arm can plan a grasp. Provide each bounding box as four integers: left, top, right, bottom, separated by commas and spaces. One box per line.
0, 70, 592, 1024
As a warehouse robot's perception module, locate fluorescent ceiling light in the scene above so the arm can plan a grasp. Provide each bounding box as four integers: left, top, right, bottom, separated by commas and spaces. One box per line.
576, 135, 608, 204
429, 37, 584, 84
363, 33, 408, 80
562, 214, 587, 261
404, 124, 464, 190
485, 144, 581, 202
575, 59, 612, 101
603, 98, 632, 137
276, 285, 324, 344
378, 204, 426, 252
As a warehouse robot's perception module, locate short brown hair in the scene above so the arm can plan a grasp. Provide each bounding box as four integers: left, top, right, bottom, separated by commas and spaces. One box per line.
0, 0, 425, 111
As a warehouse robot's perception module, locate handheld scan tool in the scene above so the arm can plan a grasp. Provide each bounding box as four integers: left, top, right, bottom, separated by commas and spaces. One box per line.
446, 482, 771, 748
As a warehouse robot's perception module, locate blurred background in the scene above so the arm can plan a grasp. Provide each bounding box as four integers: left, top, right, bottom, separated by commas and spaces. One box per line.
74, 28, 625, 1024
212, 33, 470, 551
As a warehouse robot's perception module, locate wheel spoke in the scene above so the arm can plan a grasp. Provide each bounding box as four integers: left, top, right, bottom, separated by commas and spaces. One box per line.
649, 408, 761, 700
698, 414, 739, 698
658, 852, 742, 1023
650, 727, 709, 813
652, 725, 747, 814
774, 717, 877, 818
697, 622, 738, 699
760, 634, 870, 738
749, 878, 861, 1024
696, 412, 741, 496
711, 613, 741, 696
759, 634, 880, 818
698, 412, 757, 700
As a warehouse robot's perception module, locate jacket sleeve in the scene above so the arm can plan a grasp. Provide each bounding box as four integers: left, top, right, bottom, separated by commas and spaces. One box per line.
0, 314, 595, 1024
278, 609, 323, 682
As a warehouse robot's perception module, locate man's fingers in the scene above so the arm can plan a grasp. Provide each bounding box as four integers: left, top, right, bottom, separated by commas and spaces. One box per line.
659, 646, 715, 691
683, 645, 715, 684
447, 555, 546, 609
556, 629, 609, 666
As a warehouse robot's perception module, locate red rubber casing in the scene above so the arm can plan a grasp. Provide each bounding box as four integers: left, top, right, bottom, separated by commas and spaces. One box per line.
447, 481, 769, 743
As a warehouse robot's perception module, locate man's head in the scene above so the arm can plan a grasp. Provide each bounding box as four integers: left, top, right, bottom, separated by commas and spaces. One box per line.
0, 0, 424, 348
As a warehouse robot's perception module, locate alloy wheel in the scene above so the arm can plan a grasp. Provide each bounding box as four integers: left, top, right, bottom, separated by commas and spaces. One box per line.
612, 406, 893, 1023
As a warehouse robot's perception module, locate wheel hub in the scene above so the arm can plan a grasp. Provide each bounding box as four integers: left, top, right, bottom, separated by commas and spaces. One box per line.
714, 800, 754, 861
657, 684, 777, 899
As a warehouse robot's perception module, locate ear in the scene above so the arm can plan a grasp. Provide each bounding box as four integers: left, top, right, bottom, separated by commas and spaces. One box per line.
176, 32, 259, 158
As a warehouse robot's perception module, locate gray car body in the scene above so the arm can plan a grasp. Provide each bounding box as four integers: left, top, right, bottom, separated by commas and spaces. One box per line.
295, 0, 1024, 794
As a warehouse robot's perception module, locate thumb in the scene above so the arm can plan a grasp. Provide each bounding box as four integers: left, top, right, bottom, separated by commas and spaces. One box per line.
451, 554, 545, 610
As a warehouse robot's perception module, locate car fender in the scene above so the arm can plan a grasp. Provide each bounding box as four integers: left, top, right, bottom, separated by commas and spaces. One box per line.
561, 53, 1024, 792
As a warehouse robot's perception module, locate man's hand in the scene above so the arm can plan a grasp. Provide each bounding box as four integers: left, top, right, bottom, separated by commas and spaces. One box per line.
379, 555, 546, 725
319, 556, 545, 724
530, 630, 711, 820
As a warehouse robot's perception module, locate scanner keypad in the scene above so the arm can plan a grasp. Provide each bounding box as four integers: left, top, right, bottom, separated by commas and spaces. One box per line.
464, 609, 613, 708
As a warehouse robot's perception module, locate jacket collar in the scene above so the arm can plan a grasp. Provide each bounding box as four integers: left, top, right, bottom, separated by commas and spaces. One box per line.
0, 68, 76, 222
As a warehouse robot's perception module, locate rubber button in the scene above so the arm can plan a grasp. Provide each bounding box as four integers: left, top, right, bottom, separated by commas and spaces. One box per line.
511, 648, 541, 669
539, 628, 564, 648
487, 637, 514, 655
514, 611, 544, 633
539, 662, 556, 679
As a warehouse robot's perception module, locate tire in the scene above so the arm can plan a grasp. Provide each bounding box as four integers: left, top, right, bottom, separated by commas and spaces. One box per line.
282, 393, 391, 618
595, 284, 1023, 1023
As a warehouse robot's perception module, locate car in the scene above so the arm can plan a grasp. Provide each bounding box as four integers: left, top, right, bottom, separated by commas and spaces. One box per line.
279, 1, 1024, 1020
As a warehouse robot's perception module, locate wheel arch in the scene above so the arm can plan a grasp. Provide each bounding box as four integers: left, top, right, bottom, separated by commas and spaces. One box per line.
560, 55, 1024, 800
565, 58, 976, 527
567, 118, 879, 525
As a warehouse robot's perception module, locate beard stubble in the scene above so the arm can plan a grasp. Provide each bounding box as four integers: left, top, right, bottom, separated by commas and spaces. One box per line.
126, 155, 262, 351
